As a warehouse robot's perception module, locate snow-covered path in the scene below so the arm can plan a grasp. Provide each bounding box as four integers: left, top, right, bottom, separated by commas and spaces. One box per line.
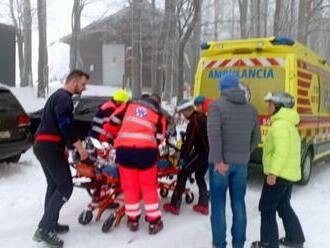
1, 149, 329, 248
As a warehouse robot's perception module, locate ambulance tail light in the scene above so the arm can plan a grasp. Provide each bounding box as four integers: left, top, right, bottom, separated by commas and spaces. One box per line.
272, 36, 295, 46
258, 115, 271, 126
200, 42, 210, 50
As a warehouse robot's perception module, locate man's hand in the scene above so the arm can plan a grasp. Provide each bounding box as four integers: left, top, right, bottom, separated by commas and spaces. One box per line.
74, 140, 89, 161
78, 147, 89, 161
266, 175, 277, 186
215, 162, 229, 175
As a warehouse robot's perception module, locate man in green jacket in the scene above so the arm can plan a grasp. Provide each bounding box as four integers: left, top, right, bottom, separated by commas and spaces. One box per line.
251, 92, 305, 248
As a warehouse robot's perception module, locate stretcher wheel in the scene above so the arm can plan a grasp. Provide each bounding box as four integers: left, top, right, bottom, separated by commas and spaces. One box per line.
160, 188, 169, 198
185, 191, 194, 204
78, 210, 93, 225
102, 213, 117, 233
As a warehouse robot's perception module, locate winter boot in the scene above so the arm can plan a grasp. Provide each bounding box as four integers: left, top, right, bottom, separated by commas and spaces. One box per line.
192, 204, 209, 215
55, 223, 69, 234
148, 218, 164, 235
163, 203, 180, 215
279, 238, 304, 248
250, 241, 268, 248
33, 228, 64, 248
127, 217, 139, 232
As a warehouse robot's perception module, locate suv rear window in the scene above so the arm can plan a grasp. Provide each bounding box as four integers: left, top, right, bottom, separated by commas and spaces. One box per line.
0, 91, 23, 112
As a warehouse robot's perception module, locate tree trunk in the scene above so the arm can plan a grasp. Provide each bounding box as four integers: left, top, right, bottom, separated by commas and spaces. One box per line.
131, 0, 143, 98
263, 0, 269, 37
297, 0, 308, 44
238, 0, 248, 38
256, 0, 261, 37
70, 0, 83, 71
37, 0, 48, 98
22, 0, 32, 87
150, 0, 156, 92
273, 0, 282, 36
289, 0, 296, 38
214, 0, 220, 40
9, 0, 24, 86
177, 0, 200, 102
154, 0, 176, 97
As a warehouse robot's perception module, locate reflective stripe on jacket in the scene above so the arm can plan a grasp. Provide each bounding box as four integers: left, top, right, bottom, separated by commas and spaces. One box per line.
114, 102, 164, 149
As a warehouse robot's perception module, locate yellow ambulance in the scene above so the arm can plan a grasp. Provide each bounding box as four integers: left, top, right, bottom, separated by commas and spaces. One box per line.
194, 36, 330, 185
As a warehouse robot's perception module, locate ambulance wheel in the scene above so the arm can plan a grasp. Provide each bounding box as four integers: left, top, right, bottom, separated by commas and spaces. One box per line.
299, 151, 312, 186
160, 188, 169, 198
185, 192, 194, 204
78, 210, 93, 225
102, 213, 116, 233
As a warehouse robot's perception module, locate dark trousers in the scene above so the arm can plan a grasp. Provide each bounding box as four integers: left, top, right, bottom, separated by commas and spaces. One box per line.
259, 177, 305, 248
171, 153, 209, 208
33, 142, 73, 232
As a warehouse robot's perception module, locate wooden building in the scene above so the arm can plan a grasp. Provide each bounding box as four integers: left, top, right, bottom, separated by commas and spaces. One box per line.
61, 2, 162, 88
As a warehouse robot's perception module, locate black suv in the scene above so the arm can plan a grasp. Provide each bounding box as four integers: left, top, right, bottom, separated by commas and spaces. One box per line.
0, 87, 32, 163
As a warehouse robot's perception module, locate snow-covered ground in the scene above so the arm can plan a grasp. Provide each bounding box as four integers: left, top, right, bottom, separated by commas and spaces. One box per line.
1, 86, 330, 247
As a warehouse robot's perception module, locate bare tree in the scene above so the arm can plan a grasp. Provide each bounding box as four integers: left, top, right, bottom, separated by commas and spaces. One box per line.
70, 0, 88, 71
150, 0, 156, 92
130, 0, 143, 98
153, 0, 176, 97
238, 0, 248, 38
37, 0, 48, 97
9, 0, 24, 85
273, 0, 282, 36
297, 0, 329, 45
22, 0, 32, 87
214, 0, 220, 40
262, 0, 269, 37
177, 0, 201, 102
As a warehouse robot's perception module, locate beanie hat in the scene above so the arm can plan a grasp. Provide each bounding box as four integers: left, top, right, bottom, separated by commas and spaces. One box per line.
194, 95, 205, 105
219, 73, 239, 91
176, 99, 194, 112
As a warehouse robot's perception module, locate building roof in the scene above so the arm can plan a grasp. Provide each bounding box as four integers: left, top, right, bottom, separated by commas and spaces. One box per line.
61, 1, 162, 44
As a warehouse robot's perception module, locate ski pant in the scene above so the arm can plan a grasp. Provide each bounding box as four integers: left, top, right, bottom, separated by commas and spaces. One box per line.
33, 142, 73, 232
259, 177, 305, 248
118, 164, 161, 222
170, 153, 209, 209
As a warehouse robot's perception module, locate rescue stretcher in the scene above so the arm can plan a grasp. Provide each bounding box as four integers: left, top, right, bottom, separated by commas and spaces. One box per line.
70, 132, 194, 233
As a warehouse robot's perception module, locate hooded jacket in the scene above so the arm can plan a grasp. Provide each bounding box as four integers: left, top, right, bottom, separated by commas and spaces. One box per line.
207, 88, 261, 165
262, 108, 301, 182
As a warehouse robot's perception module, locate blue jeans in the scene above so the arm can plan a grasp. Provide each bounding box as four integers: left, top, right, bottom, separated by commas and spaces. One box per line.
209, 163, 247, 248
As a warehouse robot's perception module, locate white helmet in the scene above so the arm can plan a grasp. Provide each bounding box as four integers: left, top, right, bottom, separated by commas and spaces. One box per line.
264, 92, 295, 109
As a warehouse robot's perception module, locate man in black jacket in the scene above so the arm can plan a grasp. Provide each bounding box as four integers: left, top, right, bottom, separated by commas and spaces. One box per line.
32, 70, 89, 248
163, 100, 209, 215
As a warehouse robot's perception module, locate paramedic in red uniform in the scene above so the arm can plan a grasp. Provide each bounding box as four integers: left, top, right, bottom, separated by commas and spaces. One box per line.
32, 70, 89, 248
100, 94, 166, 235
88, 89, 129, 141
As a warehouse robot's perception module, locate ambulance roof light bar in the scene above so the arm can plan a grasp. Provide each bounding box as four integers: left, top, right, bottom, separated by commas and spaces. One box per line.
272, 36, 295, 46
200, 42, 210, 50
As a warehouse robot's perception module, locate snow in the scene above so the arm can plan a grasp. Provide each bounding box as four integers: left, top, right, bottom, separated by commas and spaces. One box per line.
1, 86, 330, 247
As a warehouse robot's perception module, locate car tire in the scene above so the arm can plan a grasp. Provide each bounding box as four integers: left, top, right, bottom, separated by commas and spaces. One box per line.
298, 151, 312, 186
4, 154, 21, 163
